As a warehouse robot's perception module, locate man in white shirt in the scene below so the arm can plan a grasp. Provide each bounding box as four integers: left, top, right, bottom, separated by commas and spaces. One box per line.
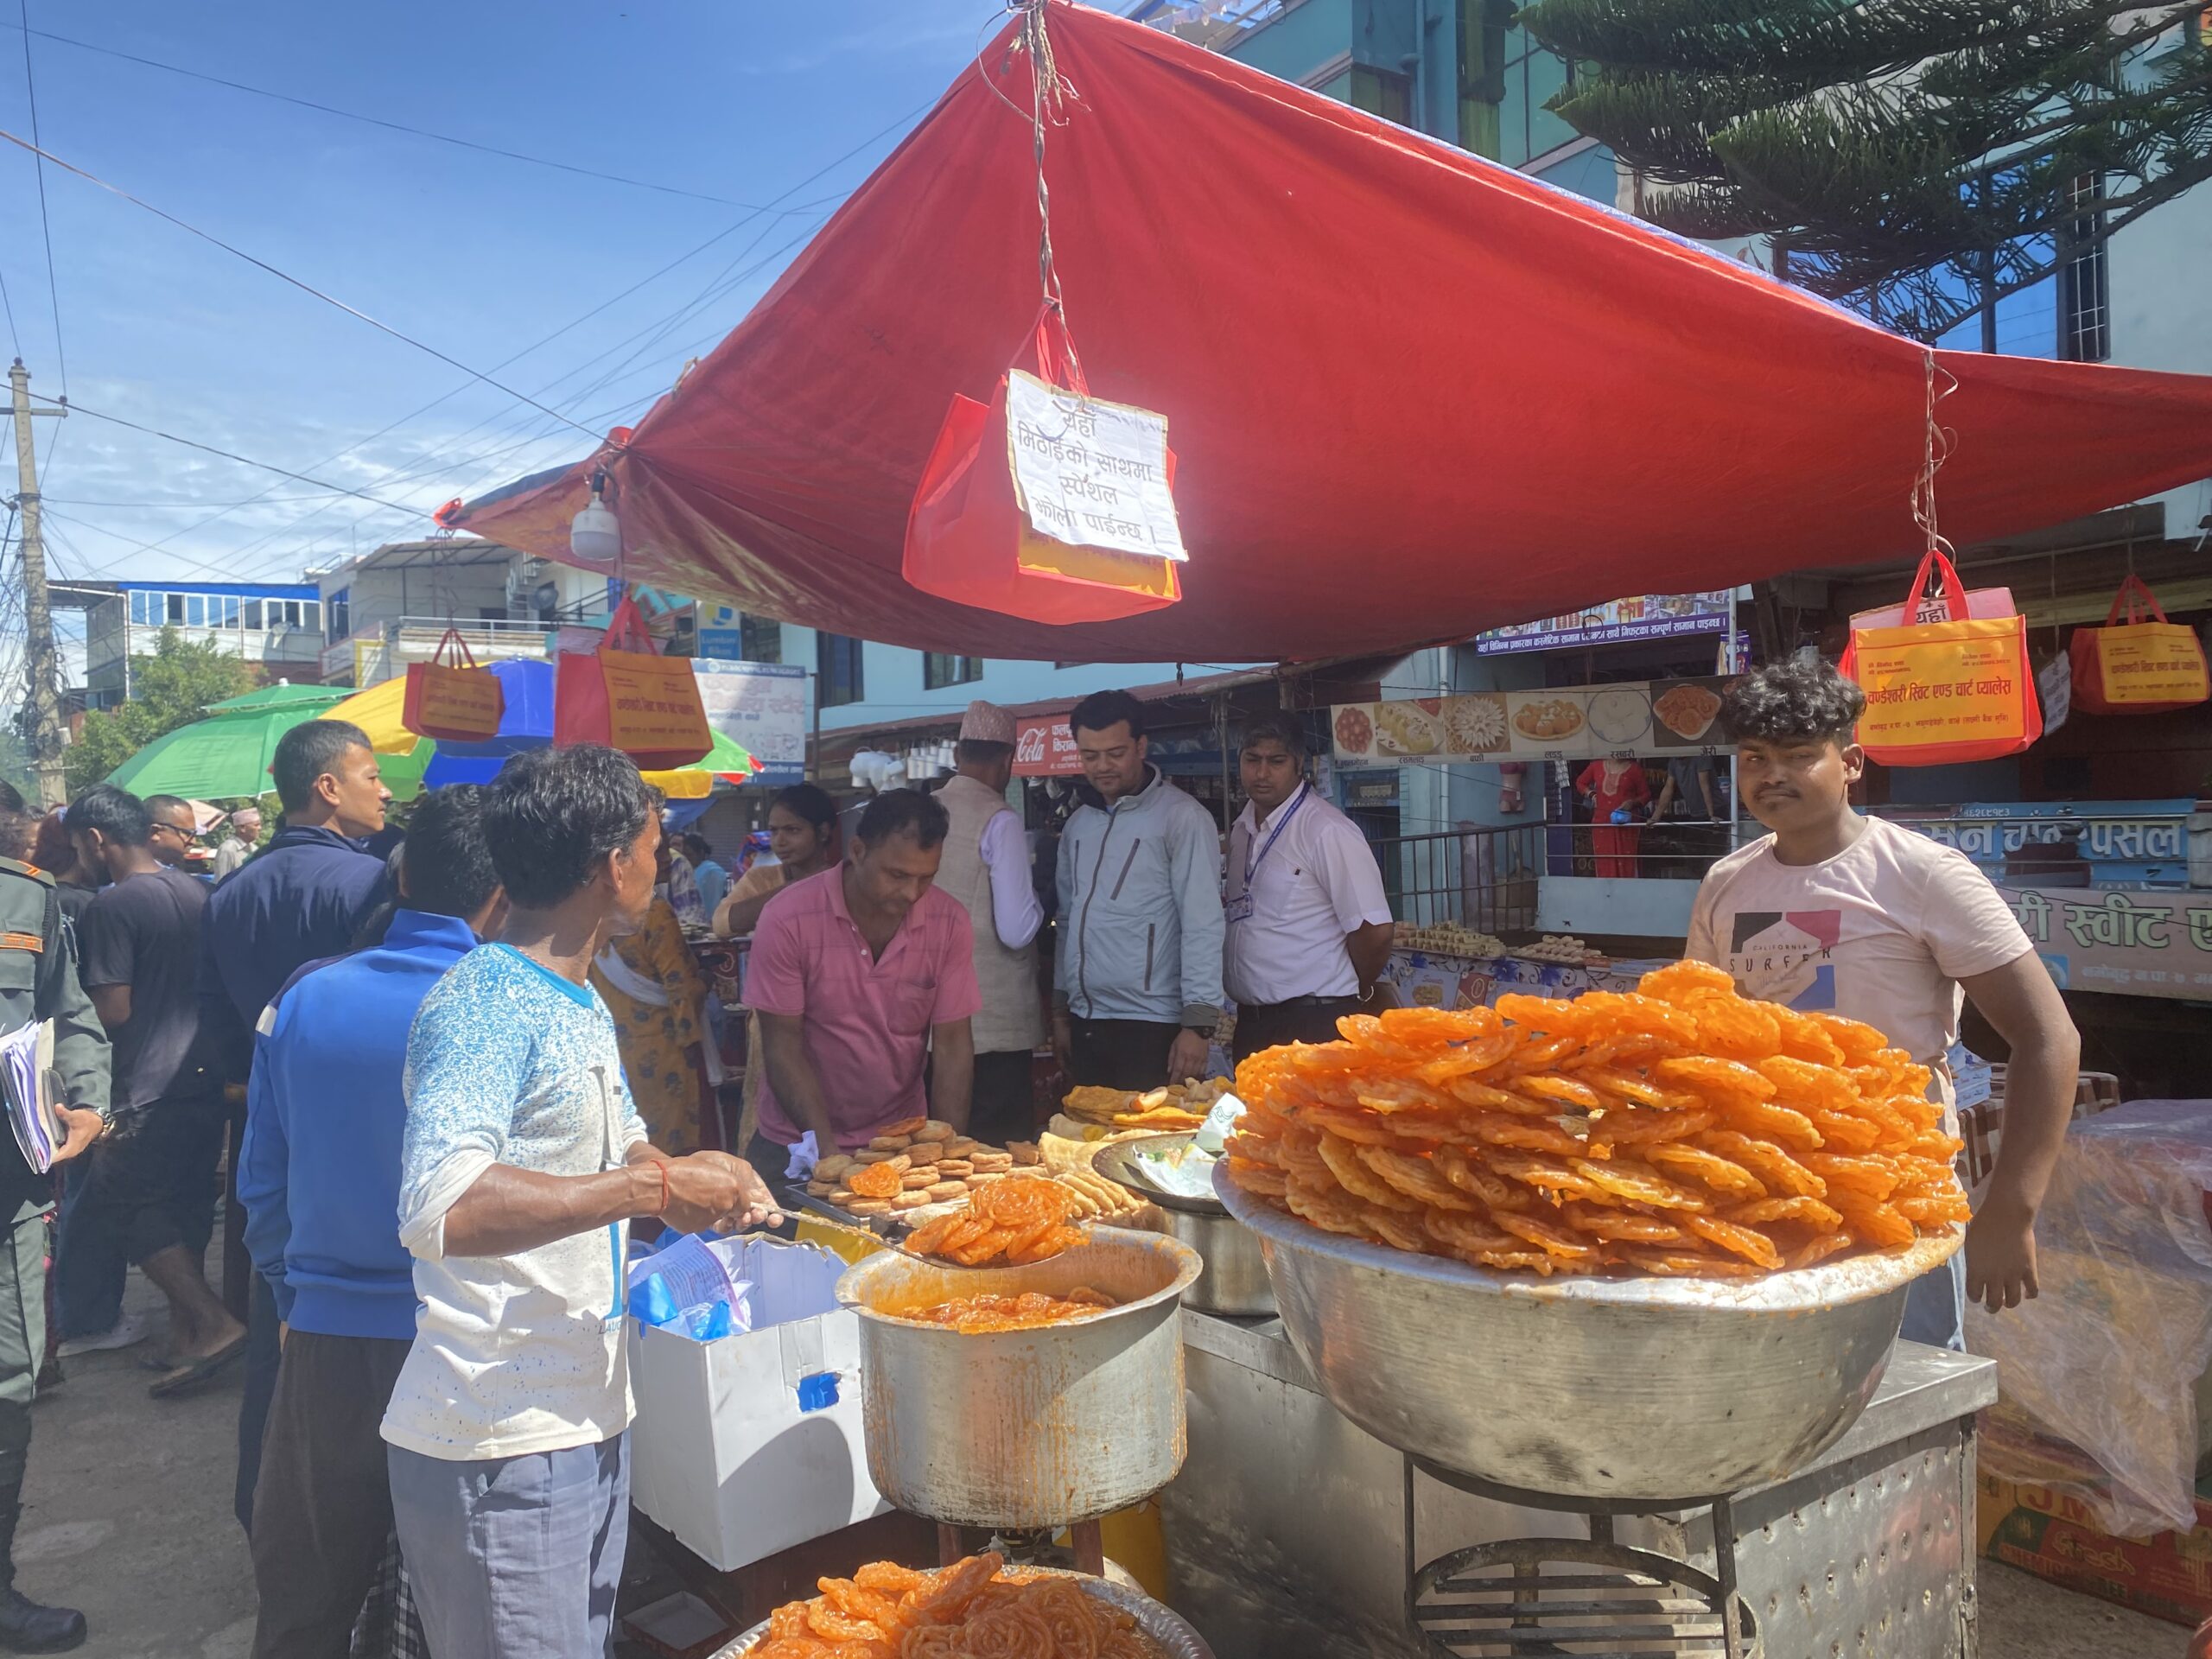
1686, 658, 2079, 1349
932, 702, 1047, 1143
384, 747, 778, 1658
1223, 712, 1395, 1061
213, 805, 261, 880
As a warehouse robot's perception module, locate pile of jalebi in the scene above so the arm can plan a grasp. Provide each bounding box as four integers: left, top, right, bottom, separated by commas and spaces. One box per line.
751, 1552, 1163, 1657
904, 1178, 1085, 1268
900, 1287, 1118, 1334
1224, 961, 1969, 1279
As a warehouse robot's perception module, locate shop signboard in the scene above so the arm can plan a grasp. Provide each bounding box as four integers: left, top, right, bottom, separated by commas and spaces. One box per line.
695, 627, 746, 661
1330, 677, 1730, 766
1014, 716, 1082, 777
1881, 801, 2193, 888
690, 659, 808, 785
1476, 590, 1737, 656
2000, 884, 2212, 1002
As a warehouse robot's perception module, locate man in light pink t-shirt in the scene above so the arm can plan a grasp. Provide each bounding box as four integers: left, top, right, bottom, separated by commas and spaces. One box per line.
1688, 658, 2080, 1351
745, 790, 981, 1170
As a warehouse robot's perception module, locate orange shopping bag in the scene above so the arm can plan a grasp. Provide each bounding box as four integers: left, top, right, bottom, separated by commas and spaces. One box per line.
553, 594, 713, 769
401, 629, 505, 743
1840, 548, 2042, 766
903, 314, 1182, 626
2069, 575, 2209, 716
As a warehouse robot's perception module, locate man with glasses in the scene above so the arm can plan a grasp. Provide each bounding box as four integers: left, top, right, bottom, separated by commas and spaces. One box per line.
144, 796, 198, 870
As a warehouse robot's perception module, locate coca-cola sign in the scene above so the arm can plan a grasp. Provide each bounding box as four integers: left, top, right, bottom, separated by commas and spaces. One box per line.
1014, 716, 1082, 777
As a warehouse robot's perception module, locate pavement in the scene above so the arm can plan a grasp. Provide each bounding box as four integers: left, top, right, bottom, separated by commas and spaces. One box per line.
13, 1262, 2195, 1657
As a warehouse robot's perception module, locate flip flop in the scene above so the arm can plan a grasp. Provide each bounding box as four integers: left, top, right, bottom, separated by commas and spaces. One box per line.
148, 1333, 248, 1398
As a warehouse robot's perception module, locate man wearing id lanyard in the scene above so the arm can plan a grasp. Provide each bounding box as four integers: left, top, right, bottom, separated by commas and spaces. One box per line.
384, 747, 779, 1659
1223, 713, 1395, 1062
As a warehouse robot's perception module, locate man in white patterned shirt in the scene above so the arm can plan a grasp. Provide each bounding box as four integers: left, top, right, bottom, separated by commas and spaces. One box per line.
384, 747, 779, 1659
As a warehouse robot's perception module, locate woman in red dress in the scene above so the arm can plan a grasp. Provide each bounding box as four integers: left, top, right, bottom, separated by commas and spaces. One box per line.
1576, 758, 1651, 879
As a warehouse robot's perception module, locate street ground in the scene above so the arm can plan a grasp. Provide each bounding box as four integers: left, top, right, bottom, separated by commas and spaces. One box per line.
16, 1261, 2190, 1657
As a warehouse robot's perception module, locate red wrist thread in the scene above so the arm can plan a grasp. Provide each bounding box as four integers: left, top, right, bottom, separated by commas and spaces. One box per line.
655, 1159, 671, 1217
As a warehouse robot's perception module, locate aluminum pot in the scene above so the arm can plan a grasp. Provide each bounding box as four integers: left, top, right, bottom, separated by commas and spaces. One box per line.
1217, 1165, 1961, 1500
1092, 1135, 1274, 1317
836, 1227, 1202, 1528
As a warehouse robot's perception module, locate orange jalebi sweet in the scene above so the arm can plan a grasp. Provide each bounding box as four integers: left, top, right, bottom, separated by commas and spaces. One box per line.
760, 1557, 1166, 1659
1221, 960, 1968, 1282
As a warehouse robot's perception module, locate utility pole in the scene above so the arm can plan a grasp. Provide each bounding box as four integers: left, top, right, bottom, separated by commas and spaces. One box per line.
10, 359, 67, 809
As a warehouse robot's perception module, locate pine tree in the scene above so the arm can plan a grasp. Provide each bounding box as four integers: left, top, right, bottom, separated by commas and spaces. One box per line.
1517, 0, 2212, 340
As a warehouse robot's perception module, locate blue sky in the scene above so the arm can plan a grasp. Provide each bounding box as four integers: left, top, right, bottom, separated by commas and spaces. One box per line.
0, 0, 1001, 664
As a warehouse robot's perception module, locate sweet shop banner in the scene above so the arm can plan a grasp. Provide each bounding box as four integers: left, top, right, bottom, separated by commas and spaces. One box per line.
1332, 680, 1730, 765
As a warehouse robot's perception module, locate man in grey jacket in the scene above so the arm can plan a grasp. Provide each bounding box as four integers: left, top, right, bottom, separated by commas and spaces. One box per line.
1052, 690, 1224, 1090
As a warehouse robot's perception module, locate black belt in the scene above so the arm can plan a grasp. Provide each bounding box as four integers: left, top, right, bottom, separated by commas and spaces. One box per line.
1243, 994, 1359, 1012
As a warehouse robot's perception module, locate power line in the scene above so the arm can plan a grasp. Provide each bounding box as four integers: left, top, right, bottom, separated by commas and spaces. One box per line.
17, 2, 63, 394
0, 261, 18, 359
0, 20, 822, 215
0, 127, 602, 441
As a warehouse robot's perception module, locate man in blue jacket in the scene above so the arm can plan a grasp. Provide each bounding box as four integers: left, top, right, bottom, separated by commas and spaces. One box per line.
1052, 690, 1226, 1090
200, 717, 391, 1534
238, 784, 504, 1659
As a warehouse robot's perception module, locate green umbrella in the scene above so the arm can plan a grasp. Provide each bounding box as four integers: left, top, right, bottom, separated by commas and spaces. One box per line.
105, 692, 430, 803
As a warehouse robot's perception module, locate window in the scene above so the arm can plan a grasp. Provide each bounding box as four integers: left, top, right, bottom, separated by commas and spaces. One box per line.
166, 592, 184, 624
186, 594, 207, 626
328, 589, 350, 640
817, 632, 865, 708
222, 597, 240, 627
1457, 0, 1511, 158
1347, 66, 1412, 127
2056, 174, 2110, 363
923, 652, 982, 690
128, 591, 148, 626
741, 613, 782, 664
244, 600, 263, 631
1477, 24, 1580, 168
304, 601, 321, 630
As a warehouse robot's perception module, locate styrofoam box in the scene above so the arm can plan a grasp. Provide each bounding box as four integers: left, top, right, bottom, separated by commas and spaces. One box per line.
626, 1236, 888, 1571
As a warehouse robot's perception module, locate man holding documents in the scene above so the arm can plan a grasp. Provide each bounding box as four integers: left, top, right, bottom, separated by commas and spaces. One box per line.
0, 780, 111, 1653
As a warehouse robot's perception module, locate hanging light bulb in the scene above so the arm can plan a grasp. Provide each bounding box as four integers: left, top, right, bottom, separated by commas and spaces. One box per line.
571, 468, 621, 566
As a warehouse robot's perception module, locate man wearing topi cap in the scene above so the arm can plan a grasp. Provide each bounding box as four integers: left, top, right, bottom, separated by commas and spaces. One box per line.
931, 702, 1046, 1143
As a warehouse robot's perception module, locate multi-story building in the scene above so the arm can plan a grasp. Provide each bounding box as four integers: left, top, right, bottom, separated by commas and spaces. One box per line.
76, 578, 327, 709
314, 537, 608, 687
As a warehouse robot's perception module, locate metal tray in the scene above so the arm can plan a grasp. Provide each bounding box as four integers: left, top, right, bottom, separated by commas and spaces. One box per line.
1217, 1163, 1961, 1500
719, 1567, 1214, 1657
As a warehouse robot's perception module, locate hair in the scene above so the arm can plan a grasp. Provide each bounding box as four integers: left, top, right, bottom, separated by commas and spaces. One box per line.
68, 784, 153, 849
144, 793, 193, 825
854, 787, 950, 851
955, 738, 1013, 768
1068, 689, 1147, 742
0, 782, 27, 861
1719, 658, 1868, 747
399, 784, 500, 921
270, 719, 374, 812
769, 782, 837, 833
28, 809, 73, 874
482, 745, 662, 910
678, 832, 714, 863
1239, 710, 1309, 756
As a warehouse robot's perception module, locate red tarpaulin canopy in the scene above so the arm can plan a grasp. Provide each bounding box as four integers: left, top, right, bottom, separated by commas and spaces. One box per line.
449, 1, 2212, 664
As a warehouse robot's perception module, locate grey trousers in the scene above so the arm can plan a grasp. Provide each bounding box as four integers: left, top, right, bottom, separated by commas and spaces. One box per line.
387, 1433, 630, 1658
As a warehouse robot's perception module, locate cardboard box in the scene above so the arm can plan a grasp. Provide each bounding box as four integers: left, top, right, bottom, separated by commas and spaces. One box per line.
1979, 1473, 2212, 1627
627, 1236, 888, 1571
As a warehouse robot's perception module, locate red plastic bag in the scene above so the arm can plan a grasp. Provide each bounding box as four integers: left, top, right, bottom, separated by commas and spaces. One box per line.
903, 315, 1181, 625
1840, 548, 2042, 766
402, 629, 505, 743
553, 594, 713, 769
2069, 575, 2209, 716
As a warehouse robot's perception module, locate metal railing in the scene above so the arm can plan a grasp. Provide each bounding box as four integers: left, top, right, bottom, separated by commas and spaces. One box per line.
1370, 823, 1543, 935
1543, 817, 1738, 883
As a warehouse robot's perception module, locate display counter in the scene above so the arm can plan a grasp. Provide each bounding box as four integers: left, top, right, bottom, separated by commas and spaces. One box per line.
1161, 1308, 1997, 1659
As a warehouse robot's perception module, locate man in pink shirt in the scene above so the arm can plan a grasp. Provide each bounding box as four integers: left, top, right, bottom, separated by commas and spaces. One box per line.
745, 790, 980, 1173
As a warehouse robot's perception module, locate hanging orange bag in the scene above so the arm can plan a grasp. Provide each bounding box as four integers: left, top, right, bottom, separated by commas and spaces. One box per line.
903, 314, 1183, 626
2068, 575, 2209, 716
1840, 547, 2043, 766
552, 594, 713, 769
402, 628, 505, 743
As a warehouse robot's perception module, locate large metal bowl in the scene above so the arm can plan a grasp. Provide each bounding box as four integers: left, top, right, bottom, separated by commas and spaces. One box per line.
836, 1228, 1203, 1528
1093, 1135, 1274, 1317
718, 1567, 1215, 1657
1217, 1166, 1961, 1500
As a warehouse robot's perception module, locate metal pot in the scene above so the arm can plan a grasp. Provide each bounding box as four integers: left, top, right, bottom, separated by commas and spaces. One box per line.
1217, 1165, 1961, 1501
836, 1228, 1203, 1529
1092, 1135, 1274, 1317
719, 1567, 1216, 1658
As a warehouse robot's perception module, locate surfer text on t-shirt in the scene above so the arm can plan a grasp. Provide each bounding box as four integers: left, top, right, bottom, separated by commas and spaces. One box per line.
1687, 658, 2079, 1332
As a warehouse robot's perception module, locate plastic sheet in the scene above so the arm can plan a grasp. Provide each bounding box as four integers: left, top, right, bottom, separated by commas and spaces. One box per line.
1968, 1099, 2212, 1538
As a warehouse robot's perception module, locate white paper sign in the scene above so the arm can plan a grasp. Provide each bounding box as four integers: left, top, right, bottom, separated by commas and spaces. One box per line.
1005, 370, 1186, 563
2036, 652, 2071, 739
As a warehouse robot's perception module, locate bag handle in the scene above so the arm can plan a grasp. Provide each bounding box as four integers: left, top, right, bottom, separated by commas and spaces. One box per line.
430, 627, 480, 669
2106, 573, 2170, 627
601, 592, 658, 655
1897, 546, 1972, 624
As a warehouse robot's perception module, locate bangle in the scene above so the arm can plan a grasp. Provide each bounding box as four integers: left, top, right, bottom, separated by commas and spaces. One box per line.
653, 1160, 671, 1217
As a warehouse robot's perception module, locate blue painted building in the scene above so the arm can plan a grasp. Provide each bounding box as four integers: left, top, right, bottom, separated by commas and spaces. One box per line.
80, 579, 327, 709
